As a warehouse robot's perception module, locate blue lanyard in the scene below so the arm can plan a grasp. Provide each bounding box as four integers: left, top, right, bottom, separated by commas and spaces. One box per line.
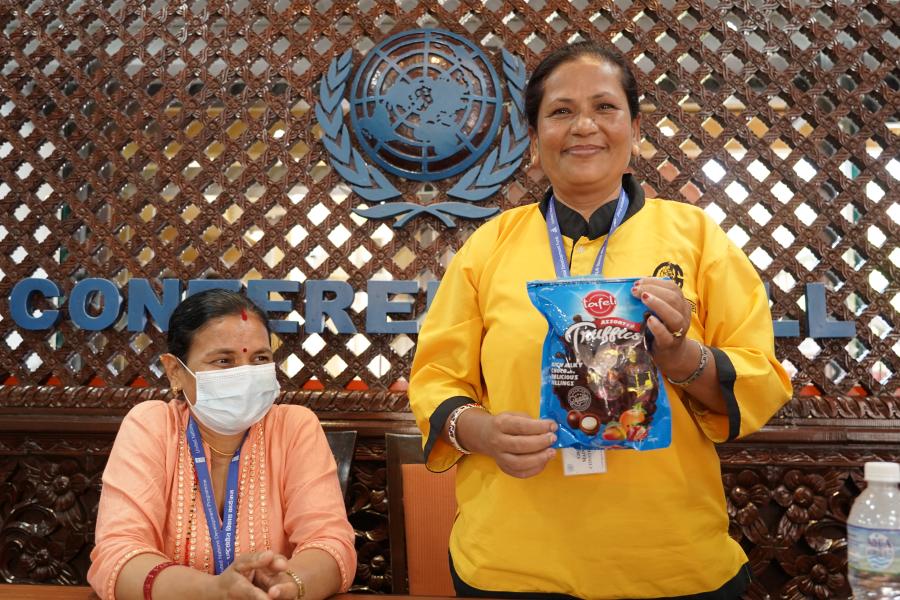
546, 188, 630, 278
186, 416, 244, 575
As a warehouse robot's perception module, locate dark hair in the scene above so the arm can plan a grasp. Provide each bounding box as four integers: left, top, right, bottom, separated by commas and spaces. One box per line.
167, 289, 271, 362
524, 41, 640, 128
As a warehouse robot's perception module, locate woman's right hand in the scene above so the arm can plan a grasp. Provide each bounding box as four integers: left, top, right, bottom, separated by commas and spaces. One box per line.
457, 409, 557, 478
214, 551, 282, 600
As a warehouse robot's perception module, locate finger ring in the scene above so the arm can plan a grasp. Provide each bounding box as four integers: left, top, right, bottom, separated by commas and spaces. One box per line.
671, 327, 685, 338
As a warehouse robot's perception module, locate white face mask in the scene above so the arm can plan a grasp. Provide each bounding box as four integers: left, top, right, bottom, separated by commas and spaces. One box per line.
178, 360, 280, 435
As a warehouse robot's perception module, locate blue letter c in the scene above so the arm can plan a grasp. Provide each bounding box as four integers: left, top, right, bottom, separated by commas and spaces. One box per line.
10, 278, 62, 330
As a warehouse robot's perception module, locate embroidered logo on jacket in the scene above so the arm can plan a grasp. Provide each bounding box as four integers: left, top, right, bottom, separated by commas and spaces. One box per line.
652, 262, 684, 288
652, 262, 696, 314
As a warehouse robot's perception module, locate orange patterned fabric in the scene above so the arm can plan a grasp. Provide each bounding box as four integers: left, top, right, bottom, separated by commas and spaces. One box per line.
88, 401, 355, 599
401, 464, 457, 596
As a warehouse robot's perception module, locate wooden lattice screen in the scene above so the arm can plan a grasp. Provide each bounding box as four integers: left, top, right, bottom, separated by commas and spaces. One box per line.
0, 0, 897, 595
0, 0, 895, 401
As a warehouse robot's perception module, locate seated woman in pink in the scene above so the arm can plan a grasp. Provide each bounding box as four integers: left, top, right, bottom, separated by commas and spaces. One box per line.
88, 289, 356, 600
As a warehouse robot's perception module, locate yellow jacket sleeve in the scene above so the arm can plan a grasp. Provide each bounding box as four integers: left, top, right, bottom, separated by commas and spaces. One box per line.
409, 231, 488, 471
687, 228, 793, 442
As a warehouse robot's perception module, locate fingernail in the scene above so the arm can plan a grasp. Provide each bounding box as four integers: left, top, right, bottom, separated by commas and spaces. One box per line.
549, 434, 557, 444
641, 292, 650, 301
550, 422, 558, 432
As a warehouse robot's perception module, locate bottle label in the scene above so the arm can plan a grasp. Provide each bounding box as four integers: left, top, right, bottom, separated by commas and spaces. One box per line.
849, 524, 900, 573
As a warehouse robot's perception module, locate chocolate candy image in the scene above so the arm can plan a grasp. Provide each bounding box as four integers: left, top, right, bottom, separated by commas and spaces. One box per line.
579, 414, 600, 435
566, 410, 583, 428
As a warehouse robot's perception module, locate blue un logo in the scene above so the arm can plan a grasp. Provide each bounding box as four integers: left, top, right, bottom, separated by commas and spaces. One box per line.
350, 30, 503, 181
316, 29, 528, 228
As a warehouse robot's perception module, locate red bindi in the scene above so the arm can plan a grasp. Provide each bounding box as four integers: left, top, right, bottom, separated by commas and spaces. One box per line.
242, 348, 247, 353
241, 309, 248, 321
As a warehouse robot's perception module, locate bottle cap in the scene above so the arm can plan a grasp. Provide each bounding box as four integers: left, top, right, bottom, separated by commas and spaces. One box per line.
865, 461, 900, 483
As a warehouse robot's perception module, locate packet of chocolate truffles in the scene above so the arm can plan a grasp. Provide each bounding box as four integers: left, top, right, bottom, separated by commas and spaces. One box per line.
527, 276, 672, 451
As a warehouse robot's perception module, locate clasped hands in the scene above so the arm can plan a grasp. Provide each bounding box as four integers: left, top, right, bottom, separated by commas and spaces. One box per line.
216, 550, 299, 600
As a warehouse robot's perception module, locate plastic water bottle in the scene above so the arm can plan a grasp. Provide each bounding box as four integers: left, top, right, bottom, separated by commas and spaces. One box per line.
848, 462, 900, 599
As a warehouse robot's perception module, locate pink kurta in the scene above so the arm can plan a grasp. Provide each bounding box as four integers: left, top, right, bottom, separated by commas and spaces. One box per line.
88, 401, 356, 599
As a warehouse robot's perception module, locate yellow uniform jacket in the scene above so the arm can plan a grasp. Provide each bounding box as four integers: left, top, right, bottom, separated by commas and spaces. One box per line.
409, 176, 792, 599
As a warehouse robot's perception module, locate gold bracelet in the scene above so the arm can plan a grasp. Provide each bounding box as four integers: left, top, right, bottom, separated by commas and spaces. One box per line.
284, 569, 305, 600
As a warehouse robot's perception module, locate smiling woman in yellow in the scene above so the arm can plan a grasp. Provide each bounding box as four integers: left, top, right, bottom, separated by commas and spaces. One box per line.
409, 41, 792, 599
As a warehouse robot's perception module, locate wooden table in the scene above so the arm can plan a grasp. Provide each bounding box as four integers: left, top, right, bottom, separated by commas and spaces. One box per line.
0, 586, 96, 600
0, 585, 460, 599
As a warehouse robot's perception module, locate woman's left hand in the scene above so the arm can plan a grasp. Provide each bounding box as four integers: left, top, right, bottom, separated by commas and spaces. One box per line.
239, 550, 291, 597
262, 572, 304, 599
632, 277, 693, 373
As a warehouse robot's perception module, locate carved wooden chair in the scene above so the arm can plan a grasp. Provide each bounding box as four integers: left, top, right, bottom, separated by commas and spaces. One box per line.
324, 429, 357, 499
386, 432, 457, 595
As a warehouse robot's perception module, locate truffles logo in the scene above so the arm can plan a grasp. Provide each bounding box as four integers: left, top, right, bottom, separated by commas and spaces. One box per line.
565, 319, 641, 347
583, 290, 617, 318
316, 29, 528, 228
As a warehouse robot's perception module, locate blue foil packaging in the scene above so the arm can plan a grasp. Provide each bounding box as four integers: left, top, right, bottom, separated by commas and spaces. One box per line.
527, 276, 672, 451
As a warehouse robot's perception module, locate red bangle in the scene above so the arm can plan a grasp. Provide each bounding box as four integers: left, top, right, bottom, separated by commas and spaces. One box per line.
143, 561, 178, 600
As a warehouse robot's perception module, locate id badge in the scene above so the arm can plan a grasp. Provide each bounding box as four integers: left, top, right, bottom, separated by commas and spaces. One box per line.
562, 447, 606, 476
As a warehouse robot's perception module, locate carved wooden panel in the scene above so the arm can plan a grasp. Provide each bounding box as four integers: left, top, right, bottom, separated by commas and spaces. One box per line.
718, 445, 900, 599
345, 437, 391, 593
0, 436, 108, 584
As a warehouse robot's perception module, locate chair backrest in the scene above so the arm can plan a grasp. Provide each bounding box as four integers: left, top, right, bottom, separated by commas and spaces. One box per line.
386, 433, 457, 596
324, 429, 357, 499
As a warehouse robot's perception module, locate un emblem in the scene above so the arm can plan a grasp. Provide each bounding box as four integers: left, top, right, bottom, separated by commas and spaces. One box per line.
316, 29, 528, 228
